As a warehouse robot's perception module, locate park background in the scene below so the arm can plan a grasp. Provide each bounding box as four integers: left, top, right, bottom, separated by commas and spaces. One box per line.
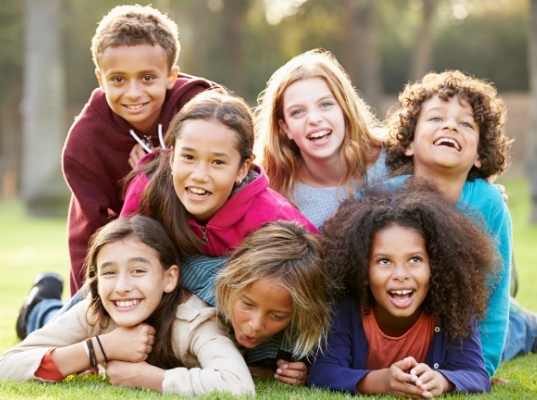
0, 0, 536, 398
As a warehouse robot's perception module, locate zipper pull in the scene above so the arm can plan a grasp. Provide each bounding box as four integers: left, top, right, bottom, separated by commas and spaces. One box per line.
201, 226, 208, 243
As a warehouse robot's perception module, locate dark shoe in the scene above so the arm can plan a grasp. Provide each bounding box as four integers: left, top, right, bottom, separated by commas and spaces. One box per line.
16, 272, 63, 340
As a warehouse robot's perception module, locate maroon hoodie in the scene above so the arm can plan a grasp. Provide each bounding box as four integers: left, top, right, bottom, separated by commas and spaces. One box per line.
62, 73, 215, 295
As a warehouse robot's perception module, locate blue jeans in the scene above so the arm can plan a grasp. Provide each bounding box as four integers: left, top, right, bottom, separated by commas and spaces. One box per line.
501, 298, 537, 361
26, 288, 85, 336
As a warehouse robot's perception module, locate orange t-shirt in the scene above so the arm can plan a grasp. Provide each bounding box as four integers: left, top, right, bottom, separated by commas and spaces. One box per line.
363, 311, 435, 370
35, 349, 65, 381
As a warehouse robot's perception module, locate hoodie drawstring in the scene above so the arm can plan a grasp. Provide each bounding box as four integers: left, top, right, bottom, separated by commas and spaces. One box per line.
129, 124, 166, 153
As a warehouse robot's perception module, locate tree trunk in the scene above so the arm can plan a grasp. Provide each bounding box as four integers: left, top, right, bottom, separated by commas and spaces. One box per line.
410, 0, 437, 80
342, 0, 383, 115
22, 0, 69, 216
220, 0, 249, 95
529, 0, 537, 224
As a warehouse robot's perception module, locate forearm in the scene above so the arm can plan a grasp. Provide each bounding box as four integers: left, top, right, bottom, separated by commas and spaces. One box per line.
356, 369, 390, 394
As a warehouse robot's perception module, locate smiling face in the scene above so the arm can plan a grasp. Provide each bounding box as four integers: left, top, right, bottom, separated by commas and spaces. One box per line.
231, 278, 293, 349
278, 77, 346, 166
368, 224, 430, 337
405, 95, 482, 179
97, 235, 178, 327
95, 44, 178, 135
169, 118, 250, 223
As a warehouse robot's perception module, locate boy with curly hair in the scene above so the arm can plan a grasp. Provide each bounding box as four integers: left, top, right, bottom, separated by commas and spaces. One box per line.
384, 70, 536, 378
62, 5, 217, 295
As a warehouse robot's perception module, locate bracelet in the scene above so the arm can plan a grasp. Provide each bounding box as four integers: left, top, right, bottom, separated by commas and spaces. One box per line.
95, 335, 109, 364
82, 340, 90, 359
85, 338, 97, 367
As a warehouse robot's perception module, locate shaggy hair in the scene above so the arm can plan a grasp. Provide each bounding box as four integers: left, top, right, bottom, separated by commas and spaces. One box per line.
84, 215, 186, 369
320, 179, 498, 340
216, 220, 331, 360
254, 48, 385, 203
91, 4, 180, 70
385, 70, 512, 180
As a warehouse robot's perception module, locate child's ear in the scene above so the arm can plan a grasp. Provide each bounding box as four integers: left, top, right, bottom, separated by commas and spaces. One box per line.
278, 119, 293, 141
474, 155, 482, 169
404, 143, 414, 157
167, 66, 180, 90
95, 69, 104, 90
236, 157, 252, 184
163, 265, 179, 293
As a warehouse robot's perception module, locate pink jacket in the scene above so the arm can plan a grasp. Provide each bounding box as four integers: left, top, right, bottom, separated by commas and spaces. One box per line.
121, 164, 317, 256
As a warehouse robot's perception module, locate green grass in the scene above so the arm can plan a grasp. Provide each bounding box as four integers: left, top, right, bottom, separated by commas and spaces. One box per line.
0, 177, 536, 399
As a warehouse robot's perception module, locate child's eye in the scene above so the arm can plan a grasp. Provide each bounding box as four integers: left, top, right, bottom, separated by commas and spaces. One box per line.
429, 116, 441, 122
240, 299, 253, 308
270, 314, 287, 322
212, 159, 226, 166
290, 109, 303, 117
460, 121, 474, 128
100, 270, 116, 276
377, 258, 390, 265
181, 154, 194, 161
111, 77, 124, 84
142, 75, 155, 82
320, 101, 334, 108
409, 256, 422, 263
132, 268, 146, 275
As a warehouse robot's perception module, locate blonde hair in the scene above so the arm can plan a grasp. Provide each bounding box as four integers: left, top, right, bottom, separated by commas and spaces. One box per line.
216, 220, 331, 360
254, 48, 384, 202
91, 4, 180, 71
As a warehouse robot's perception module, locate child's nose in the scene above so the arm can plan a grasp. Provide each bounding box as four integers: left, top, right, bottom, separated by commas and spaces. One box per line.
115, 273, 133, 293
125, 81, 143, 99
191, 163, 210, 182
248, 313, 264, 332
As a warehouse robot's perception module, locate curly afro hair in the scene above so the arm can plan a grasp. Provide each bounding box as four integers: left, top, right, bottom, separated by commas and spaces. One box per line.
320, 178, 498, 340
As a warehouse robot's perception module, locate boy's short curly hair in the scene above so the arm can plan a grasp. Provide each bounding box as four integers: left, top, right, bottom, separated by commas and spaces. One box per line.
91, 4, 180, 70
385, 70, 512, 180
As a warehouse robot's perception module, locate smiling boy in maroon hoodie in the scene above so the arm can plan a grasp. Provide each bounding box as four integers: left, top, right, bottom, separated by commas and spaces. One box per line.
62, 5, 217, 294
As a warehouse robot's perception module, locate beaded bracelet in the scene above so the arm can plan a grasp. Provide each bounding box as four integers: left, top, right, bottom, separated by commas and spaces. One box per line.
85, 338, 97, 367
95, 335, 109, 364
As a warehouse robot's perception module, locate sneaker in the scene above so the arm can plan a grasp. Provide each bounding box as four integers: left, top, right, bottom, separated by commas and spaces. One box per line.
16, 272, 64, 340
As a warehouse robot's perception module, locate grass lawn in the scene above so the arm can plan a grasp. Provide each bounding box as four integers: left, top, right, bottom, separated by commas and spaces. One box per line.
0, 176, 536, 399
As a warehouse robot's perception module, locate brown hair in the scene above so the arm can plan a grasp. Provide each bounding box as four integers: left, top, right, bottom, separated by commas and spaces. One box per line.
385, 70, 512, 180
84, 215, 185, 368
321, 179, 498, 340
91, 4, 179, 71
140, 88, 255, 257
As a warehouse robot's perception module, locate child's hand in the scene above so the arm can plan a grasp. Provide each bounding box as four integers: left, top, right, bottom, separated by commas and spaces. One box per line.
385, 357, 424, 398
128, 143, 148, 169
102, 323, 156, 362
410, 363, 454, 398
274, 359, 307, 386
106, 360, 164, 391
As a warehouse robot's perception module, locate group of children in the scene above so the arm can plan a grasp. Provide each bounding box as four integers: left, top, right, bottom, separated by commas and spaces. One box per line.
0, 3, 535, 398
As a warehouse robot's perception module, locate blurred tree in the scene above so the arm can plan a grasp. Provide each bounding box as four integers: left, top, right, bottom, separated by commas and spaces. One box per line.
529, 0, 537, 223
0, 1, 23, 199
343, 0, 383, 113
21, 0, 69, 216
410, 0, 437, 80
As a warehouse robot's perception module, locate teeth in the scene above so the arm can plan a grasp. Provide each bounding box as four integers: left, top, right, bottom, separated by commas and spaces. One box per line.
188, 187, 208, 195
434, 137, 460, 151
115, 299, 140, 307
308, 130, 330, 139
390, 290, 413, 296
126, 104, 144, 110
